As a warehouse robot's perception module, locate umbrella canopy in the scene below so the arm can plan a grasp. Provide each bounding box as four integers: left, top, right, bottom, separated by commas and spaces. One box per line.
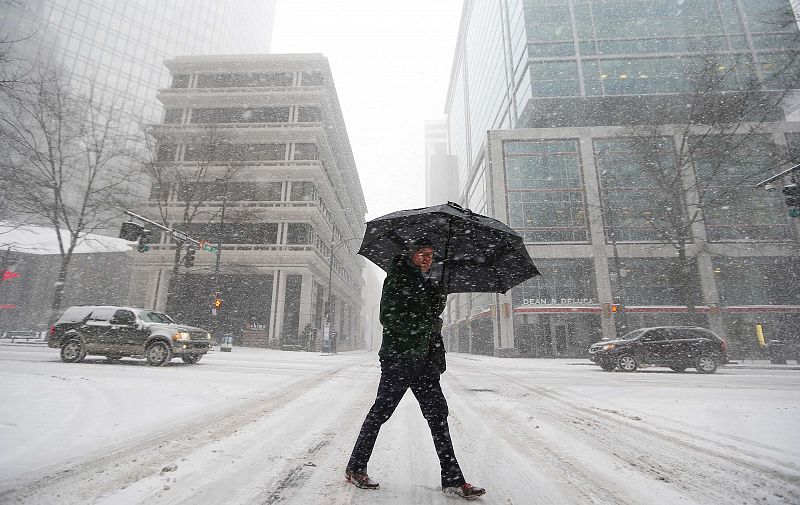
358, 202, 540, 294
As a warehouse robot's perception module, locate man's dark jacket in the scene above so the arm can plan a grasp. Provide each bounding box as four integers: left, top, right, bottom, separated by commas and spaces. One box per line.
378, 255, 447, 359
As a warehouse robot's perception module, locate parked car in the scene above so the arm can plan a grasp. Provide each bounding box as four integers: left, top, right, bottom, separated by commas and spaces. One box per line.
589, 326, 728, 373
48, 306, 211, 366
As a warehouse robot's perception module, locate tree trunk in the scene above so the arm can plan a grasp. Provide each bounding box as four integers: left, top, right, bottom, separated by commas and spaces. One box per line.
677, 245, 697, 314
48, 254, 72, 326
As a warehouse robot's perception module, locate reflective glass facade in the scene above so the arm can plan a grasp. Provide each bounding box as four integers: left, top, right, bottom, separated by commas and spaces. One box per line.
443, 0, 800, 357
0, 0, 275, 122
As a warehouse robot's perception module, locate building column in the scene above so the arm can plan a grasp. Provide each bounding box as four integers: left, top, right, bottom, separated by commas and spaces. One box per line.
268, 270, 283, 348
579, 136, 617, 339
298, 272, 314, 339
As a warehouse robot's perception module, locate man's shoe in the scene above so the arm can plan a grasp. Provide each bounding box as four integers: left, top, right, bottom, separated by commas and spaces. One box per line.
345, 469, 379, 490
442, 483, 486, 500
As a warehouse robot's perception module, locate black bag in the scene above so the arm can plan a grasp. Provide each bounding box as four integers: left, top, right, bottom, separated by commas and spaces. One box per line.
429, 331, 446, 374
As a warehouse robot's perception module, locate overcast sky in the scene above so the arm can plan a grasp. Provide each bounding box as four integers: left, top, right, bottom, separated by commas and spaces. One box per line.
270, 1, 463, 222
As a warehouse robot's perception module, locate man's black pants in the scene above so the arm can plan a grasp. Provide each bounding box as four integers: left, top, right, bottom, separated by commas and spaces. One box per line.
346, 356, 466, 488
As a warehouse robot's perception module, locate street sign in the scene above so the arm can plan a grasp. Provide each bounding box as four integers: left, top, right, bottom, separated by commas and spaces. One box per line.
198, 240, 218, 253
172, 230, 190, 242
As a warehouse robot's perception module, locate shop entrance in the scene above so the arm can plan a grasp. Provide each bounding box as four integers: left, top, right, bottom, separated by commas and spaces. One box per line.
515, 313, 600, 358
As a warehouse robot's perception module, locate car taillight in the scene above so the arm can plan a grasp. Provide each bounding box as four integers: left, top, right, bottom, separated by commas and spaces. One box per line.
49, 326, 56, 336
721, 339, 728, 352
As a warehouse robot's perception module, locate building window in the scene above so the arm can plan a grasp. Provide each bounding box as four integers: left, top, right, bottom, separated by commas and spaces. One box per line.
290, 182, 315, 201
594, 137, 683, 242
181, 222, 279, 245
301, 71, 325, 86
297, 106, 321, 122
529, 60, 580, 97
163, 108, 183, 124
190, 107, 291, 124
228, 182, 283, 201
170, 74, 190, 88
713, 257, 800, 306
195, 72, 294, 88
293, 143, 319, 160
693, 135, 789, 242
612, 257, 701, 306
182, 143, 287, 162
505, 140, 588, 243
156, 144, 177, 162
286, 223, 312, 244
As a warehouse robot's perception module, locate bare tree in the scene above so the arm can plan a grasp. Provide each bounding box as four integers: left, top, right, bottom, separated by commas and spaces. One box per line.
600, 13, 800, 313
0, 60, 139, 323
140, 126, 240, 303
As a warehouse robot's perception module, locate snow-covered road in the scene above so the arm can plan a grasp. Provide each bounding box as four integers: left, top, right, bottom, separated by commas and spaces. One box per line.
1, 345, 798, 504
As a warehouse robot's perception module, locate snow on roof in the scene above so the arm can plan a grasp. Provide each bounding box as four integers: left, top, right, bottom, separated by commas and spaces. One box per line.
0, 222, 131, 255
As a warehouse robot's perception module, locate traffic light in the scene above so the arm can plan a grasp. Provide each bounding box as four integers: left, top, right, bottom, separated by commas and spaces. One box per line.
184, 246, 195, 267
137, 229, 151, 253
784, 183, 800, 217
611, 303, 624, 314
213, 297, 222, 309
119, 221, 144, 241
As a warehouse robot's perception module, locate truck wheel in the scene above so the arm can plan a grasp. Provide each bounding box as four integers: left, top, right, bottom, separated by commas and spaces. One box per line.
181, 354, 203, 364
145, 341, 173, 366
60, 338, 86, 363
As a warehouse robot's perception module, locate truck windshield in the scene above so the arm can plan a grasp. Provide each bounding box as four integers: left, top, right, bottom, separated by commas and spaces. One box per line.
139, 311, 175, 324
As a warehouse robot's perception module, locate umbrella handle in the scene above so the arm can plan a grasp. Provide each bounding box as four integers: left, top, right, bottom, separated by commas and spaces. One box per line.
441, 219, 452, 292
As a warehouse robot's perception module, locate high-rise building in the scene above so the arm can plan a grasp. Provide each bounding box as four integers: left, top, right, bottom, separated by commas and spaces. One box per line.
424, 119, 459, 205
442, 0, 800, 359
0, 0, 275, 122
127, 54, 368, 351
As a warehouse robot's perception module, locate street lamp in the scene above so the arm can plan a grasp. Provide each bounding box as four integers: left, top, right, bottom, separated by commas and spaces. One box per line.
210, 177, 228, 337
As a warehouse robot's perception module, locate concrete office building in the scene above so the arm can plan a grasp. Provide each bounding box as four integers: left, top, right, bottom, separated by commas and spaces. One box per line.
127, 54, 368, 351
0, 0, 275, 122
442, 0, 800, 359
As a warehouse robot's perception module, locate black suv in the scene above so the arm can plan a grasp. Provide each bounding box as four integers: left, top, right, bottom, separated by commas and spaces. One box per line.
589, 326, 728, 373
48, 306, 211, 366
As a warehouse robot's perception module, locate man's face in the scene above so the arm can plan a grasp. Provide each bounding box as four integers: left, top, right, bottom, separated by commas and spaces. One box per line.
410, 246, 435, 273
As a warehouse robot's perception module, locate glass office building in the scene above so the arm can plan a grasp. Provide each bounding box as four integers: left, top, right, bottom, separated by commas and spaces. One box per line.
0, 0, 275, 122
443, 0, 800, 358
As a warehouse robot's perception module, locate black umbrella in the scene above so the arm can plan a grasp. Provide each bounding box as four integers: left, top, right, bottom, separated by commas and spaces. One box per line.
358, 202, 540, 294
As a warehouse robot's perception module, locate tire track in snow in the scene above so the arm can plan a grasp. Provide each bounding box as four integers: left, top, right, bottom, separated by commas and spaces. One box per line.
0, 362, 363, 505
449, 359, 800, 505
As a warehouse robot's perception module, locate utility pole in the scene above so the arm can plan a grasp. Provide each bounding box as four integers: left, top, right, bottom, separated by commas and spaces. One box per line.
211, 177, 229, 338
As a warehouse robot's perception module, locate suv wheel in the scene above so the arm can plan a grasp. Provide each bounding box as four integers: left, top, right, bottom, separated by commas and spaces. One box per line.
617, 355, 638, 372
60, 338, 86, 363
695, 355, 718, 374
599, 361, 615, 371
670, 365, 687, 373
181, 354, 203, 364
145, 341, 173, 366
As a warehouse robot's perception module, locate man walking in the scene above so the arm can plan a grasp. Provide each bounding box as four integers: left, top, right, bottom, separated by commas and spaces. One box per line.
345, 238, 485, 500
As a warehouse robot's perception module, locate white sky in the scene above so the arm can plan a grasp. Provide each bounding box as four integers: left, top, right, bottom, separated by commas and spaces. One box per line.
270, 0, 463, 221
